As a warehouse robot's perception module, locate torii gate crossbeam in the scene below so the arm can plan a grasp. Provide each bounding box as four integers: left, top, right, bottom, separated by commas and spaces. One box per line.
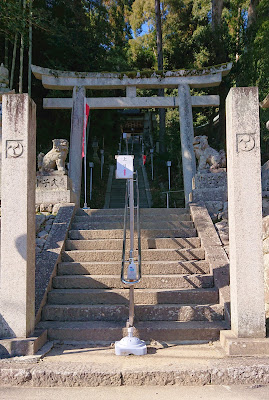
43, 95, 220, 109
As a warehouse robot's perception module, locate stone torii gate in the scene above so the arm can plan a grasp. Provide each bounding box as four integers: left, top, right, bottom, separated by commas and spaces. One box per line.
32, 63, 232, 205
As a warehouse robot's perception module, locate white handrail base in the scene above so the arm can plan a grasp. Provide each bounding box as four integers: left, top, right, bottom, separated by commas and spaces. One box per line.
115, 327, 147, 356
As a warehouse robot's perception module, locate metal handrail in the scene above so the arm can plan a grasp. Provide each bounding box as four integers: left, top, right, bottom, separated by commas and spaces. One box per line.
121, 171, 141, 285
161, 189, 185, 208
121, 180, 128, 279
136, 173, 142, 281
120, 171, 142, 328
161, 190, 185, 194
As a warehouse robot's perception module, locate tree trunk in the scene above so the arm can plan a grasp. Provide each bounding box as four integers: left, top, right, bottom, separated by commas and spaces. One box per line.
4, 37, 8, 68
28, 0, 32, 97
247, 0, 259, 28
155, 0, 166, 154
10, 33, 18, 90
155, 0, 163, 71
211, 0, 226, 145
19, 0, 26, 94
211, 0, 224, 31
235, 7, 241, 63
217, 81, 228, 148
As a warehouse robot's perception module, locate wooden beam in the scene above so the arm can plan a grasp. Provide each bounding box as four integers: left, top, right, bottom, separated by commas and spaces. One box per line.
43, 95, 220, 110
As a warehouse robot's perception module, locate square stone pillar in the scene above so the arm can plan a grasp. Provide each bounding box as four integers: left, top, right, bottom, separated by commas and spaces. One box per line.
69, 86, 86, 205
178, 84, 196, 205
220, 87, 269, 356
0, 94, 36, 338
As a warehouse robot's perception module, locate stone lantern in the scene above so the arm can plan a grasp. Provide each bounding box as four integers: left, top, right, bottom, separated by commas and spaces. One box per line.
92, 136, 100, 163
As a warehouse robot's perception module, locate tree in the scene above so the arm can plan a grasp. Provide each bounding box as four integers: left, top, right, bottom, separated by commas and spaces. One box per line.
129, 0, 166, 152
155, 0, 166, 154
103, 0, 133, 71
247, 0, 259, 27
211, 0, 224, 31
19, 0, 26, 94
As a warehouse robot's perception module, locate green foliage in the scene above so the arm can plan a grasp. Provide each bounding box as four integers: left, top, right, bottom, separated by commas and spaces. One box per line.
1, 0, 269, 197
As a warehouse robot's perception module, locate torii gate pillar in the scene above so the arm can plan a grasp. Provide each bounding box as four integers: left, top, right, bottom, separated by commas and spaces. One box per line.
178, 84, 196, 204
69, 86, 86, 204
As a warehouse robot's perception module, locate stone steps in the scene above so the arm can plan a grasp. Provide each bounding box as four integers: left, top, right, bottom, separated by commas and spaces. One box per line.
108, 203, 127, 208
58, 260, 210, 275
108, 199, 148, 203
68, 228, 197, 239
52, 274, 213, 290
76, 208, 189, 217
47, 288, 219, 305
65, 237, 200, 250
38, 204, 225, 344
73, 214, 191, 223
110, 186, 146, 192
37, 320, 227, 342
71, 221, 195, 230
109, 196, 148, 202
62, 248, 205, 262
42, 303, 224, 322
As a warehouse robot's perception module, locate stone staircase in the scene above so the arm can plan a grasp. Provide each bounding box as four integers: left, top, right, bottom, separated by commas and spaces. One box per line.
38, 208, 226, 343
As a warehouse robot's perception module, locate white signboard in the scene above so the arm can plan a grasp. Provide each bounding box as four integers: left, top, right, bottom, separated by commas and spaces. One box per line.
116, 155, 134, 179
123, 132, 127, 139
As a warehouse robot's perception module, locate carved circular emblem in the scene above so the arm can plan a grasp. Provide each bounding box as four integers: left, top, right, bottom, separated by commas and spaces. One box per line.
237, 134, 255, 152
7, 141, 24, 158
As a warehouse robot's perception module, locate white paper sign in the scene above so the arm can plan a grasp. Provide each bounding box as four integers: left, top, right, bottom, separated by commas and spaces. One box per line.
116, 155, 134, 179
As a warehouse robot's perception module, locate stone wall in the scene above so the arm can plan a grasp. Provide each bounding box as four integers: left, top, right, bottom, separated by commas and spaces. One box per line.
35, 203, 76, 323
192, 171, 227, 220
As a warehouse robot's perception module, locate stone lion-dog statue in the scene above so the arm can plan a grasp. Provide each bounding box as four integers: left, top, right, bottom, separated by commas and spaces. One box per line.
38, 139, 69, 174
193, 135, 226, 172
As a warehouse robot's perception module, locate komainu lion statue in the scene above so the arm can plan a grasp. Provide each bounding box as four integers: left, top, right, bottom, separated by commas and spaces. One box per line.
38, 139, 69, 174
193, 135, 226, 172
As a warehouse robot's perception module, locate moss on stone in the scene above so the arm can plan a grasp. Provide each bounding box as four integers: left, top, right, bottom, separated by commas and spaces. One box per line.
41, 61, 231, 80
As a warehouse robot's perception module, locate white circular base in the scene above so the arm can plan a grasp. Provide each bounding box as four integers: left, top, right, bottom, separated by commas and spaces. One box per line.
115, 335, 147, 356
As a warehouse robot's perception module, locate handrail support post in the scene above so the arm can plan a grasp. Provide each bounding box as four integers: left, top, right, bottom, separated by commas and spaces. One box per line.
128, 285, 135, 328
129, 177, 134, 256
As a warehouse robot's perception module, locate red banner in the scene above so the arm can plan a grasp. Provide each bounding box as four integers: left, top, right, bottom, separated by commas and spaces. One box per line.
82, 103, 90, 158
143, 155, 146, 165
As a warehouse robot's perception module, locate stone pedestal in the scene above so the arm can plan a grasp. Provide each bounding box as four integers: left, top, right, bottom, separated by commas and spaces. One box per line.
178, 84, 196, 205
220, 87, 268, 356
192, 171, 227, 218
36, 173, 76, 205
0, 94, 36, 338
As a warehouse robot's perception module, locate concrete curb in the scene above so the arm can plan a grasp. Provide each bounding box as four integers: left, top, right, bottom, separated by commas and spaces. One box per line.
1, 356, 269, 387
